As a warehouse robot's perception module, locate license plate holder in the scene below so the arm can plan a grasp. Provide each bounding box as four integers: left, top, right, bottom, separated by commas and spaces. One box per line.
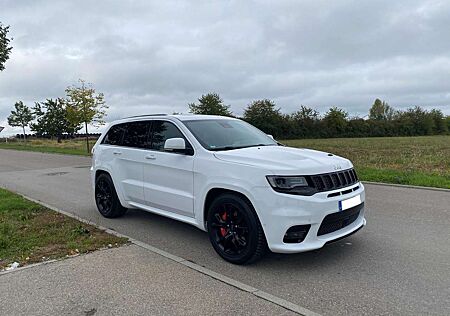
339, 194, 361, 211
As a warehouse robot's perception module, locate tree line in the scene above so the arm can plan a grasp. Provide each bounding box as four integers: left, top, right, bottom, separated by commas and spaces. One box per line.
188, 93, 449, 139
7, 79, 108, 152
7, 91, 448, 150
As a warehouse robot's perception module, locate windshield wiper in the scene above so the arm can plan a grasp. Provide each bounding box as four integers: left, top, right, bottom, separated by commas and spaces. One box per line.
209, 146, 239, 151
246, 143, 275, 148
210, 144, 274, 151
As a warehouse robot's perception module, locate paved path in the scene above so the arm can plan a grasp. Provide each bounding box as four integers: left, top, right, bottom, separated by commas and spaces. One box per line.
1, 149, 449, 315
0, 245, 294, 316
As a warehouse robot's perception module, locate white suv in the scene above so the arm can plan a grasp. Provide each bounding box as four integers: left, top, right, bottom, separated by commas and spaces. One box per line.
91, 114, 366, 264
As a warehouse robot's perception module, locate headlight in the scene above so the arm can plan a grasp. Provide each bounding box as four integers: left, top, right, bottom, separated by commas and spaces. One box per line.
267, 176, 308, 189
266, 175, 317, 196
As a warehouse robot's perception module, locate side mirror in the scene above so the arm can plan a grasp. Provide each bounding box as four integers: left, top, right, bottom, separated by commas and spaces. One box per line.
164, 138, 186, 152
267, 134, 274, 139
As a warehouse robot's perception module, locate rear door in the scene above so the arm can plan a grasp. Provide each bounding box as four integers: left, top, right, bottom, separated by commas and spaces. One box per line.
143, 120, 195, 217
111, 121, 150, 204
99, 122, 127, 192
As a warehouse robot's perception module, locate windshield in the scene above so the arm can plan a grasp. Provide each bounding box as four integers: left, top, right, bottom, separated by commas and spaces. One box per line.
182, 119, 278, 151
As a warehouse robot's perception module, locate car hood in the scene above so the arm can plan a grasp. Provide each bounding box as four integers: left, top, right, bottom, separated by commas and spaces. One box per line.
213, 146, 352, 175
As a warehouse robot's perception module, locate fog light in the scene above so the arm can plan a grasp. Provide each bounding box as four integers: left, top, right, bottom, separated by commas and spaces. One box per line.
283, 225, 311, 243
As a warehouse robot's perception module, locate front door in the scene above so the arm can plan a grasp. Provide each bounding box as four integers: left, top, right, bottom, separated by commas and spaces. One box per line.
143, 120, 195, 217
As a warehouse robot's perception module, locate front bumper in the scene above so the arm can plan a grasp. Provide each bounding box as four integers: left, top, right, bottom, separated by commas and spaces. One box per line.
252, 182, 366, 253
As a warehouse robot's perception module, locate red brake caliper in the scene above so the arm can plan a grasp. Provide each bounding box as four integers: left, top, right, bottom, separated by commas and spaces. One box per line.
220, 211, 227, 237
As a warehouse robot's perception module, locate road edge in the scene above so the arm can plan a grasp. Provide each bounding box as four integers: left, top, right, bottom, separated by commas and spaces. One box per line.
362, 181, 450, 192
7, 191, 322, 316
0, 147, 91, 158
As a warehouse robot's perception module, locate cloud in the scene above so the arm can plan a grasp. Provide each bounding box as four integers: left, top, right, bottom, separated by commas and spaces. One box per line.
1, 0, 449, 134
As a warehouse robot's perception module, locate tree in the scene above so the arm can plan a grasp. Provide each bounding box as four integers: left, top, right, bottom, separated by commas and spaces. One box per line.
323, 107, 348, 137
290, 105, 320, 138
65, 79, 108, 153
348, 117, 370, 137
243, 99, 283, 137
188, 93, 233, 116
31, 99, 74, 142
446, 116, 450, 134
7, 101, 35, 142
429, 109, 448, 135
0, 22, 12, 71
369, 99, 394, 121
394, 106, 435, 136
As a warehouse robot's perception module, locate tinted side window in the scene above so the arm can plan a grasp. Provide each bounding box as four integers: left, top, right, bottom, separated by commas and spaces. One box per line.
102, 124, 126, 145
151, 121, 189, 151
122, 121, 150, 148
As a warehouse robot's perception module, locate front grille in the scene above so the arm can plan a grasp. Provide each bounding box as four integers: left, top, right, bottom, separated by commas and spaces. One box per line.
317, 203, 363, 236
310, 168, 358, 192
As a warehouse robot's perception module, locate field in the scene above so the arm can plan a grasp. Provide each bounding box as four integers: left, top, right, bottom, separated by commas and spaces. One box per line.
0, 188, 127, 270
283, 135, 450, 189
0, 135, 449, 189
0, 138, 94, 156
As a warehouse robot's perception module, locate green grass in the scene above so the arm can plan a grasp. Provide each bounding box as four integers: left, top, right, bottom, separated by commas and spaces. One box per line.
283, 135, 450, 189
0, 188, 127, 270
0, 138, 94, 156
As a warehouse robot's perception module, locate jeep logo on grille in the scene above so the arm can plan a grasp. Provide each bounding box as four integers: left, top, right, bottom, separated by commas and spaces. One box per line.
334, 164, 342, 170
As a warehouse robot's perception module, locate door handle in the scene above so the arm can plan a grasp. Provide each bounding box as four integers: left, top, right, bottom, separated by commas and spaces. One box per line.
113, 150, 122, 155
145, 154, 156, 160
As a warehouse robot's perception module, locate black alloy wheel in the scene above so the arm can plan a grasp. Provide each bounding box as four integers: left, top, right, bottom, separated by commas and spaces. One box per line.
207, 193, 267, 264
95, 173, 127, 218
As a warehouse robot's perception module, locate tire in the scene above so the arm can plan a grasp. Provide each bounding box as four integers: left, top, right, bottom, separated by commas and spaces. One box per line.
95, 173, 127, 218
207, 193, 267, 264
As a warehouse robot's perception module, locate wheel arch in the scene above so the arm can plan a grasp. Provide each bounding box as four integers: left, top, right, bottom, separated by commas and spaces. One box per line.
95, 169, 110, 180
94, 168, 128, 208
203, 187, 261, 230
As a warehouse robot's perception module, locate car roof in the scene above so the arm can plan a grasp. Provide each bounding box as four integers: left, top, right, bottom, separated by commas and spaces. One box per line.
172, 114, 237, 121
120, 114, 237, 122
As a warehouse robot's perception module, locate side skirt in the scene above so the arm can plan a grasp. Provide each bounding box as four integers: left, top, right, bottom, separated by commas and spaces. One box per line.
128, 201, 202, 229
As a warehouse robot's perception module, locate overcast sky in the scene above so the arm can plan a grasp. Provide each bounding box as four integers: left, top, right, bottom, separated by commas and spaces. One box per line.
1, 0, 449, 135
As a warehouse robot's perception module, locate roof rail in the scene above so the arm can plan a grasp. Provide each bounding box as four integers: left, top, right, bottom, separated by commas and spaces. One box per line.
124, 114, 168, 119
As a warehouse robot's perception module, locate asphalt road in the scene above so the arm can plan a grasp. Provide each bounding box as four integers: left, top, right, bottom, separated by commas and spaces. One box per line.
1, 149, 449, 315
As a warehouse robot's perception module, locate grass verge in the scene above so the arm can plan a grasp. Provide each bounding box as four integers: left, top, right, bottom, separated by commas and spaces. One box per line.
283, 135, 450, 189
357, 167, 450, 188
0, 138, 94, 156
0, 188, 127, 270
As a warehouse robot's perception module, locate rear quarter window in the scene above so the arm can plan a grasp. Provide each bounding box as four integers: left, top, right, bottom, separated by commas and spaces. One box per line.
102, 123, 127, 146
